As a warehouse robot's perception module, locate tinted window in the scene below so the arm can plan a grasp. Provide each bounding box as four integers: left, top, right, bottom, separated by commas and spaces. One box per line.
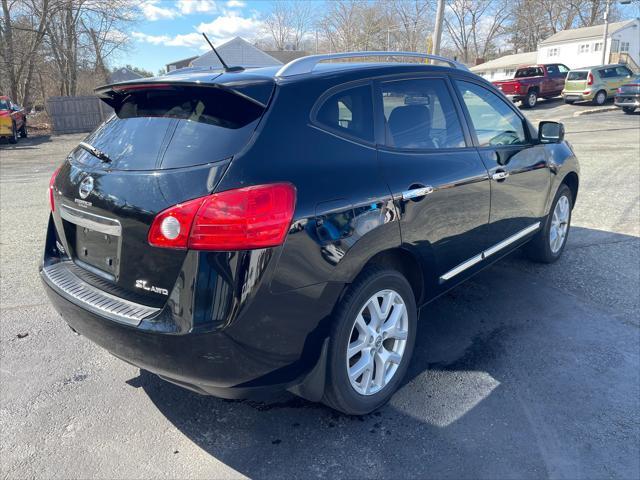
567, 71, 588, 81
316, 84, 373, 142
615, 66, 632, 77
455, 80, 527, 147
546, 65, 559, 75
515, 67, 543, 78
598, 67, 617, 78
76, 86, 264, 171
380, 78, 465, 149
0, 99, 9, 110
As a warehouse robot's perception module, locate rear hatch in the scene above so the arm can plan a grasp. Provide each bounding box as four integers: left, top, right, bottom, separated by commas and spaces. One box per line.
565, 71, 589, 92
51, 79, 273, 307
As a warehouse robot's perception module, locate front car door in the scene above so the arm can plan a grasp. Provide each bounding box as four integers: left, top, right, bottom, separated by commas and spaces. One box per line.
452, 78, 551, 249
374, 75, 491, 296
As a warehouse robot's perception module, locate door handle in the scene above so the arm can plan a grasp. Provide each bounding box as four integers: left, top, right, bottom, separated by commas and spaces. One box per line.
402, 185, 434, 201
491, 171, 509, 181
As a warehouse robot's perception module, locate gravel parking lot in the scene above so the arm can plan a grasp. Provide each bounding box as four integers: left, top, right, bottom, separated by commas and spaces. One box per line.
1, 106, 639, 479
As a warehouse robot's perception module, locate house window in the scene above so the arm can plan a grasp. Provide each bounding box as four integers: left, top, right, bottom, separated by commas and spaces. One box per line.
547, 47, 559, 57
594, 42, 603, 52
621, 41, 630, 53
611, 39, 620, 53
505, 68, 515, 77
578, 44, 590, 54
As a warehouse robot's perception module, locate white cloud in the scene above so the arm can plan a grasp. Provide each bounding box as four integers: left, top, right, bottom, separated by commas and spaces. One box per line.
226, 0, 246, 8
196, 12, 262, 44
176, 0, 218, 14
132, 31, 207, 49
140, 0, 178, 21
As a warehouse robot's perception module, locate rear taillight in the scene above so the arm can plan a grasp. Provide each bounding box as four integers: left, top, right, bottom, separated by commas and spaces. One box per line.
49, 167, 60, 212
148, 183, 296, 251
587, 72, 594, 85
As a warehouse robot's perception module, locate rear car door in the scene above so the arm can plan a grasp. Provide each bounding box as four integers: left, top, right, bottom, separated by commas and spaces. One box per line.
374, 75, 491, 292
614, 66, 634, 90
453, 78, 551, 247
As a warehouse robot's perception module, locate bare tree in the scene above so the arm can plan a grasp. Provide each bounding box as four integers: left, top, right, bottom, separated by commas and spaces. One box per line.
445, 0, 510, 63
262, 0, 313, 51
318, 0, 387, 53
387, 0, 434, 52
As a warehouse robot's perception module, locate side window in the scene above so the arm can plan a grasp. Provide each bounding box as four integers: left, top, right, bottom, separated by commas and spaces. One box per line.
615, 66, 632, 77
546, 65, 559, 76
558, 65, 570, 74
455, 80, 527, 147
380, 78, 465, 150
315, 84, 373, 142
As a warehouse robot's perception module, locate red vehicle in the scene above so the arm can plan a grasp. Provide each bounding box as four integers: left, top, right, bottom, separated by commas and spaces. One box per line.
493, 64, 570, 108
0, 96, 27, 143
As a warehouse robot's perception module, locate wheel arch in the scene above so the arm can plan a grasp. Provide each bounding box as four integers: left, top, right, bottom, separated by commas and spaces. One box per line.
561, 171, 579, 207
351, 247, 424, 305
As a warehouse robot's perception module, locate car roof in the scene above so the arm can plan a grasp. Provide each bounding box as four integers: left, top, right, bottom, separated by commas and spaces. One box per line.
98, 62, 472, 91
570, 64, 628, 71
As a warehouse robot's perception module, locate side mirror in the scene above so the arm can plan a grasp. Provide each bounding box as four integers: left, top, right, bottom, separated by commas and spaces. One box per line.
538, 121, 564, 144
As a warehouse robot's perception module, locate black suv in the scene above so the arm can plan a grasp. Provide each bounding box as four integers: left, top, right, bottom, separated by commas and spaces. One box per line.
41, 52, 579, 415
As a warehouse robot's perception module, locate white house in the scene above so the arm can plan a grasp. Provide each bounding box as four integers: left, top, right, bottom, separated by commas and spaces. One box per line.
470, 51, 538, 81
190, 37, 282, 69
537, 19, 640, 70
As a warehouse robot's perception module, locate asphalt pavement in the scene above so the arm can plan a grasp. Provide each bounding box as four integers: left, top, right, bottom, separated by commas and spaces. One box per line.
0, 107, 638, 479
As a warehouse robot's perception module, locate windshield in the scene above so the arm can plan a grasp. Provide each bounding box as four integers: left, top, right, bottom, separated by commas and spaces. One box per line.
567, 71, 588, 81
74, 86, 265, 171
0, 99, 9, 110
515, 67, 543, 78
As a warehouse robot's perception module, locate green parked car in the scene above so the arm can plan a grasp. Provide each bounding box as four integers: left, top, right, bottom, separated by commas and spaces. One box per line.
562, 64, 634, 105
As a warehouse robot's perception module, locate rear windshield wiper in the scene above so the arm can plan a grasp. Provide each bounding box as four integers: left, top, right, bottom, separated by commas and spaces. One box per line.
79, 141, 112, 163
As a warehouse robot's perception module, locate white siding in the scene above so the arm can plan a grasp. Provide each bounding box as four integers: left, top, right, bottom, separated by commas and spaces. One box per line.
537, 20, 639, 69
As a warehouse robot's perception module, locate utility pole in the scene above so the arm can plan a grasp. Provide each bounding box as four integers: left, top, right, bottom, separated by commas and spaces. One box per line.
601, 0, 611, 65
432, 0, 445, 56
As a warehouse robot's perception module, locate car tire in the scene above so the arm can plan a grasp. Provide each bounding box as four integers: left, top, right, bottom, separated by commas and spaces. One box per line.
564, 99, 575, 105
19, 122, 27, 138
593, 90, 607, 106
9, 123, 18, 144
322, 266, 417, 415
525, 184, 572, 264
623, 107, 636, 114
522, 90, 538, 108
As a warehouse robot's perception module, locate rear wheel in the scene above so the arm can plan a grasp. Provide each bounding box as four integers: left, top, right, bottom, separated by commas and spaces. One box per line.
526, 184, 572, 263
593, 90, 607, 106
623, 106, 636, 114
322, 266, 417, 415
523, 90, 538, 108
8, 123, 18, 144
19, 122, 27, 138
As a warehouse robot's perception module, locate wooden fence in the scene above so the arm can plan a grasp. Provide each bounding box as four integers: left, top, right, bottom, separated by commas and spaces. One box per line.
47, 96, 113, 135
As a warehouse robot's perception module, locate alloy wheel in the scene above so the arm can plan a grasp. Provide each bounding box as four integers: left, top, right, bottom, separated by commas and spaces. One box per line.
550, 195, 570, 253
596, 92, 606, 105
346, 289, 408, 396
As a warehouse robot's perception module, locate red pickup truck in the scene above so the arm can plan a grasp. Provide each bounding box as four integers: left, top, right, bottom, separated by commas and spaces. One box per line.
493, 63, 570, 108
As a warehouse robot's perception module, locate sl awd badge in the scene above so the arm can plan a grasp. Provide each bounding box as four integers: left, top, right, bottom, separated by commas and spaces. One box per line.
78, 176, 94, 199
135, 280, 169, 296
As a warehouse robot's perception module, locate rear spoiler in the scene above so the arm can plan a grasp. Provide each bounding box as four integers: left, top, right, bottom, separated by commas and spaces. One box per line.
95, 77, 274, 109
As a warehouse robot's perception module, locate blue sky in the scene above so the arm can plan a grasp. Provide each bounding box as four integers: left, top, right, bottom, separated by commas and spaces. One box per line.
122, 0, 277, 73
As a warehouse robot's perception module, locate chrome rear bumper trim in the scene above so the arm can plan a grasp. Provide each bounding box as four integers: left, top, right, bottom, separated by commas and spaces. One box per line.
42, 262, 159, 326
59, 204, 122, 236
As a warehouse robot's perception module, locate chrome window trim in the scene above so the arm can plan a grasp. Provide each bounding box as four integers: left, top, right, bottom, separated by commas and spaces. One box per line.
439, 221, 541, 282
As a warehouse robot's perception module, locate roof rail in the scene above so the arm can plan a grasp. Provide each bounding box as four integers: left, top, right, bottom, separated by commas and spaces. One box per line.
276, 51, 469, 77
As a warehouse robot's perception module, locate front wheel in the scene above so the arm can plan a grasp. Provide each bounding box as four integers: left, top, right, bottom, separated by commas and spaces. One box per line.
623, 106, 636, 114
322, 267, 417, 415
526, 184, 572, 263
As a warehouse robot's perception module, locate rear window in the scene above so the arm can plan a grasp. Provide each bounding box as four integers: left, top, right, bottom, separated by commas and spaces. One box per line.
75, 86, 265, 171
515, 67, 543, 78
0, 99, 9, 110
567, 71, 588, 81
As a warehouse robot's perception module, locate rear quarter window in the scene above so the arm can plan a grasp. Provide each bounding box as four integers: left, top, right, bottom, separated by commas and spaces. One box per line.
314, 84, 374, 143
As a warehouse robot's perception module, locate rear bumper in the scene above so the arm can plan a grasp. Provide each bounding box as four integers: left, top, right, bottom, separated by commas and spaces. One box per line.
614, 94, 640, 108
41, 259, 342, 399
503, 94, 523, 103
562, 92, 594, 102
